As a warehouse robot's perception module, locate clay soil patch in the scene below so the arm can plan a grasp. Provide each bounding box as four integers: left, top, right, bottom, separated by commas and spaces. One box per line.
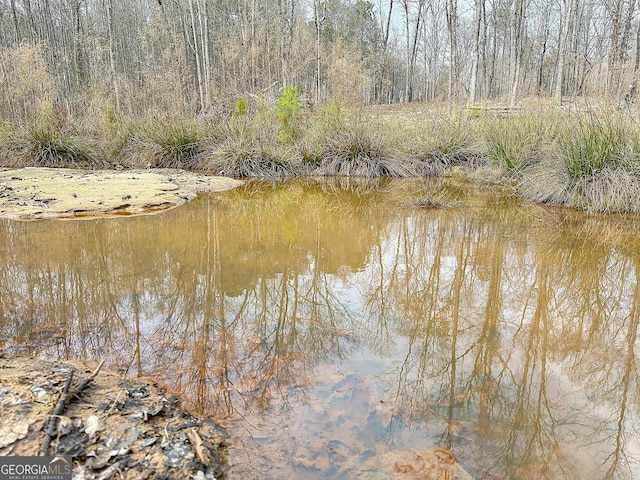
0, 167, 243, 220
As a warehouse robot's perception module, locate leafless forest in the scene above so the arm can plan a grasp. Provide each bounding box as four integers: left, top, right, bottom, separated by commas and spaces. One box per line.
1, 0, 639, 121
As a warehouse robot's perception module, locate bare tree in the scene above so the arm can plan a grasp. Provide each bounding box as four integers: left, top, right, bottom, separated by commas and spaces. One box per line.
446, 0, 458, 111
509, 0, 527, 107
469, 0, 485, 106
401, 0, 426, 102
106, 0, 120, 112
554, 0, 578, 103
607, 0, 637, 96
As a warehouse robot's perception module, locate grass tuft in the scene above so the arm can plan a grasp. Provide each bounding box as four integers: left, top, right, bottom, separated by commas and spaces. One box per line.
569, 167, 640, 213
518, 114, 640, 213
404, 117, 483, 176
119, 118, 202, 169
201, 117, 298, 178
483, 116, 552, 177
556, 115, 632, 181
315, 123, 419, 177
0, 122, 102, 168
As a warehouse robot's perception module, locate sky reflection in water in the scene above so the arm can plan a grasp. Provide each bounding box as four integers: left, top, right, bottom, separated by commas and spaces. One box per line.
1, 178, 640, 479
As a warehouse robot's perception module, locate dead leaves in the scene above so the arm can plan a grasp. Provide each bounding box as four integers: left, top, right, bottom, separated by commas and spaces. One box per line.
365, 448, 473, 479
0, 415, 34, 449
226, 361, 475, 479
0, 354, 227, 479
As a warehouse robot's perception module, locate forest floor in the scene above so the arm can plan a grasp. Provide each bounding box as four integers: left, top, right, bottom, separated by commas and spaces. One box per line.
0, 351, 227, 479
0, 167, 243, 220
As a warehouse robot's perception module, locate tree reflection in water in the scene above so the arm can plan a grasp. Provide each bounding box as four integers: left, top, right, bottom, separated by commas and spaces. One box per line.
1, 178, 640, 478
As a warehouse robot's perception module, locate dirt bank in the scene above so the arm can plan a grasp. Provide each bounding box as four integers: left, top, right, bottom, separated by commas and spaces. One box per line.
0, 352, 227, 479
0, 167, 243, 220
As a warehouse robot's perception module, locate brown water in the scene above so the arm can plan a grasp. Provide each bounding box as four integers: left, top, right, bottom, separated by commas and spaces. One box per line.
2, 177, 640, 479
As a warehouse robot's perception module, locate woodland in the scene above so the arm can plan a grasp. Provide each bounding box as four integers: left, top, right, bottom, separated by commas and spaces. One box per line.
1, 0, 639, 118
3, 0, 640, 214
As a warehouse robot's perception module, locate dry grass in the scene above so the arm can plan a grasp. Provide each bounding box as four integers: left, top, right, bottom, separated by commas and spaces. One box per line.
119, 118, 203, 169
2, 97, 640, 213
314, 124, 418, 177
0, 123, 104, 168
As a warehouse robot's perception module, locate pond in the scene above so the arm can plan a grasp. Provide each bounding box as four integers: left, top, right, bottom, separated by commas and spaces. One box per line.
2, 177, 640, 479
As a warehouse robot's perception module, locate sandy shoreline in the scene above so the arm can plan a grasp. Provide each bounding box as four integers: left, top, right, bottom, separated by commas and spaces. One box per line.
0, 167, 243, 220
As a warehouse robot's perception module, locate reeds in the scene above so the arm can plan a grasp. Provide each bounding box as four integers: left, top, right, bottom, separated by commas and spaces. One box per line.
0, 120, 103, 168
517, 112, 640, 212
3, 98, 640, 213
119, 118, 202, 169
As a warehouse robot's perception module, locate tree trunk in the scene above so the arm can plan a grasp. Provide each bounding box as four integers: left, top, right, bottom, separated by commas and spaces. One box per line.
536, 8, 550, 95
106, 0, 121, 112
402, 0, 426, 102
509, 0, 526, 107
469, 0, 484, 106
10, 0, 20, 45
446, 0, 458, 113
188, 0, 205, 111
554, 0, 576, 104
635, 23, 640, 72
314, 0, 322, 103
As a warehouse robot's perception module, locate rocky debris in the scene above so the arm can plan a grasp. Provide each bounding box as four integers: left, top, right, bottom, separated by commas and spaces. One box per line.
0, 167, 243, 220
0, 352, 227, 479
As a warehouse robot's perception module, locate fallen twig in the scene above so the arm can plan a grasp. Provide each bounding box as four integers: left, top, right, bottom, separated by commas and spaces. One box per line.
39, 369, 74, 456
70, 360, 105, 400
39, 360, 105, 455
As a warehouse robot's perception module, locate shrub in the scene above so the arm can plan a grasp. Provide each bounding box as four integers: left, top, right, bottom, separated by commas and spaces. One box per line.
276, 86, 303, 143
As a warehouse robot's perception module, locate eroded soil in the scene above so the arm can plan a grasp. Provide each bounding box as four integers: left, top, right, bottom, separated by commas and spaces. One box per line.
0, 167, 243, 220
0, 352, 227, 479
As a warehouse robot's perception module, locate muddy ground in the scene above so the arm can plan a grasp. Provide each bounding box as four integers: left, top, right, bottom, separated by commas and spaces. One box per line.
0, 167, 243, 220
0, 352, 227, 479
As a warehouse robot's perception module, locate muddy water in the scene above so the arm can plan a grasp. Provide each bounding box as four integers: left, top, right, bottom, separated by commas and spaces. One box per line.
2, 178, 640, 479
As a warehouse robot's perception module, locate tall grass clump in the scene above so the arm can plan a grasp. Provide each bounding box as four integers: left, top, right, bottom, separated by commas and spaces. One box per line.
119, 117, 203, 169
0, 102, 102, 168
315, 121, 416, 177
204, 122, 296, 177
519, 113, 640, 212
483, 115, 553, 178
295, 98, 344, 169
201, 97, 298, 177
556, 115, 631, 180
404, 116, 482, 176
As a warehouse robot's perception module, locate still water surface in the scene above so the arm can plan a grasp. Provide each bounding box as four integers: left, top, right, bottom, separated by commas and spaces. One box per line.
2, 178, 640, 479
